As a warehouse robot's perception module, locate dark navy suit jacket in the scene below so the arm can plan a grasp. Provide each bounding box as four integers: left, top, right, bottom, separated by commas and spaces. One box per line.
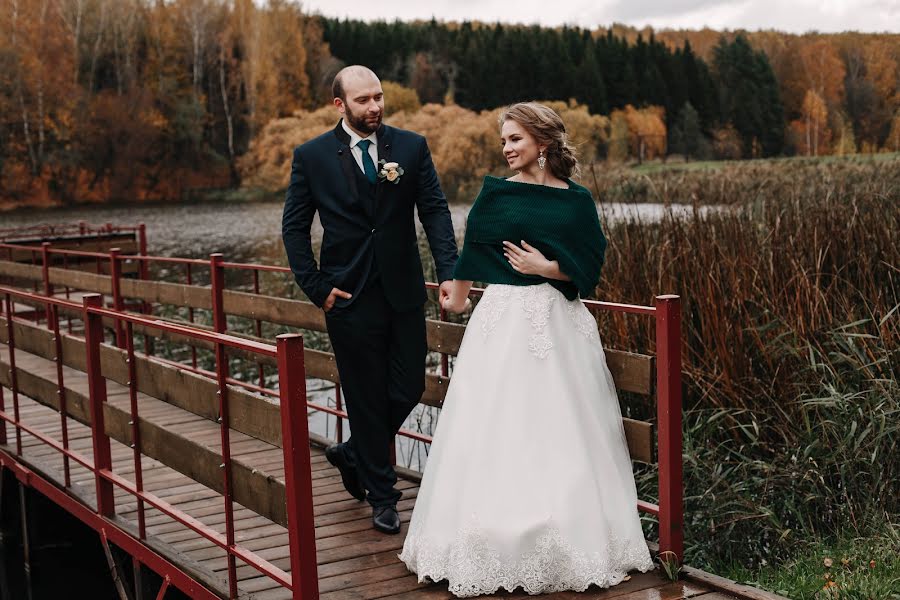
282, 121, 458, 312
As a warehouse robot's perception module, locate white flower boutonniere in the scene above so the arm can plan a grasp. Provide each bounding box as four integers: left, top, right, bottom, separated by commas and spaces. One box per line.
377, 160, 404, 184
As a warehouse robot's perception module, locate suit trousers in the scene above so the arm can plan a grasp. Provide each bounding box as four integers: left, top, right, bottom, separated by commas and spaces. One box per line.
324, 279, 427, 507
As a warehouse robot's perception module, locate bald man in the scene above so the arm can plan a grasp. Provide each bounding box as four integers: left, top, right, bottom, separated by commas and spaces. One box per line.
282, 66, 458, 534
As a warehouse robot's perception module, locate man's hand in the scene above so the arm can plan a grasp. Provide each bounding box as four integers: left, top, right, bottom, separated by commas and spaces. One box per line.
438, 280, 453, 307
323, 287, 352, 312
441, 292, 471, 314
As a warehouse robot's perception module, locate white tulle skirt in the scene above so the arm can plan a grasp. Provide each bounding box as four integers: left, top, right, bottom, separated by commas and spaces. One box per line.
399, 283, 655, 597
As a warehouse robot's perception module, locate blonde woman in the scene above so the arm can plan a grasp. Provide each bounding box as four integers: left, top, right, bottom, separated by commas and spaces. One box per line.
399, 102, 654, 596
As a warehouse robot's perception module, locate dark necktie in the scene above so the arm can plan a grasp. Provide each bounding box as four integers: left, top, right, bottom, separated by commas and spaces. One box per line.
356, 139, 377, 184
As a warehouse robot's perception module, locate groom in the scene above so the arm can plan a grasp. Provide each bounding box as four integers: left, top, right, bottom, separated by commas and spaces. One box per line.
282, 66, 458, 534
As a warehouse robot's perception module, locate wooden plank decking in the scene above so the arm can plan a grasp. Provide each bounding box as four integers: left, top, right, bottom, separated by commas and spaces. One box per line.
0, 345, 739, 600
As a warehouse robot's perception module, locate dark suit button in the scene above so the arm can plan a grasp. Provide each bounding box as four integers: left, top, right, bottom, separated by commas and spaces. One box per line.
371, 228, 376, 234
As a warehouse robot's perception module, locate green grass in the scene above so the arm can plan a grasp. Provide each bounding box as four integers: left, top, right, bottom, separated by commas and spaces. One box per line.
720, 528, 900, 599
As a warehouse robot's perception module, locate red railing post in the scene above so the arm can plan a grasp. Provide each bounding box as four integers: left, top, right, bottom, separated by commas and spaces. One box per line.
2, 293, 18, 451
44, 242, 72, 486
276, 334, 319, 600
253, 269, 265, 389
138, 223, 152, 352
185, 263, 196, 366
83, 293, 116, 518
62, 252, 72, 333
41, 242, 53, 298
4, 293, 22, 453
655, 294, 684, 561
211, 254, 226, 334
125, 321, 146, 539
210, 253, 238, 599
109, 248, 125, 348
39, 241, 53, 328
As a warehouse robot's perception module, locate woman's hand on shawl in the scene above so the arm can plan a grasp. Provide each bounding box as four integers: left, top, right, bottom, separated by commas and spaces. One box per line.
504, 241, 572, 282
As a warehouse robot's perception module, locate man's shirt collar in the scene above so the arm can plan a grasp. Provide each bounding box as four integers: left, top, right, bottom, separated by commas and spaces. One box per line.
341, 118, 377, 148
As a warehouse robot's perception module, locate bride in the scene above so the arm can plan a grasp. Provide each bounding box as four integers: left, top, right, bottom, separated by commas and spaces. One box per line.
399, 102, 655, 596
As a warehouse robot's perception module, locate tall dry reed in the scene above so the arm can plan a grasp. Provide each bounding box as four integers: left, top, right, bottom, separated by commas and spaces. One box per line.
590, 156, 899, 569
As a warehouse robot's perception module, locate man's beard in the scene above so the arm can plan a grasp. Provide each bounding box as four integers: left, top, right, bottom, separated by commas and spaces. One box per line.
345, 105, 382, 134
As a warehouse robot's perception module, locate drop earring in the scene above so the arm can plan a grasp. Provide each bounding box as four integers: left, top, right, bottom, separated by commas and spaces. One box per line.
537, 149, 546, 170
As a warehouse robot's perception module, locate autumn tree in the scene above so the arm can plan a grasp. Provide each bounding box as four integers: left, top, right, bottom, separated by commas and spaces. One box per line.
831, 111, 858, 156
610, 104, 666, 163
791, 89, 831, 156
382, 81, 421, 117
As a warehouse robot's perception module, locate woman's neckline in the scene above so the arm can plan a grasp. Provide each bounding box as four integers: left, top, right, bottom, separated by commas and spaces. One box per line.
488, 174, 573, 191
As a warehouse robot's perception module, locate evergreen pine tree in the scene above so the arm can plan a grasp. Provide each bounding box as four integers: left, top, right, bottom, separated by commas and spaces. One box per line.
713, 35, 784, 156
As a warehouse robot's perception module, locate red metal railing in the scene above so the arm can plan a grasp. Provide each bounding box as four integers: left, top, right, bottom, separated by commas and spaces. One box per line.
0, 222, 684, 569
0, 284, 319, 599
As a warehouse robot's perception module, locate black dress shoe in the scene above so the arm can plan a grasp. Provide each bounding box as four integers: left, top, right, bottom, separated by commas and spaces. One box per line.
325, 444, 366, 501
372, 505, 401, 534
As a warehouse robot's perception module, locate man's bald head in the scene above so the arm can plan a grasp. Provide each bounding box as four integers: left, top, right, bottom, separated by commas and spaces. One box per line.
332, 65, 380, 101
332, 65, 384, 136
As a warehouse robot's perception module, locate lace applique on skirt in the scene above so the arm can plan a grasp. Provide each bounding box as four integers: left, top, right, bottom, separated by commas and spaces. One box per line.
400, 517, 655, 597
521, 285, 557, 359
566, 299, 600, 343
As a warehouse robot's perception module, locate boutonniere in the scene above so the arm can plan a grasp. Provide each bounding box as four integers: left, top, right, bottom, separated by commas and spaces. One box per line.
377, 160, 404, 184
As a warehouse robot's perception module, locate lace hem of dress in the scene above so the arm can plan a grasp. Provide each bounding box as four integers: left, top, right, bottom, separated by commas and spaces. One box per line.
399, 523, 655, 598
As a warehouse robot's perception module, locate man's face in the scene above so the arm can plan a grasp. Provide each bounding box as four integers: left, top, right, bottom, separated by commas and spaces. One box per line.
336, 75, 384, 135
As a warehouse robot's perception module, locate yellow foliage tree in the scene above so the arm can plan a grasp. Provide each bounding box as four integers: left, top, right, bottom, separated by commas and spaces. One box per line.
237, 0, 310, 134
382, 81, 421, 117
237, 105, 336, 190
831, 111, 857, 156
607, 112, 630, 163
610, 105, 666, 162
798, 89, 831, 156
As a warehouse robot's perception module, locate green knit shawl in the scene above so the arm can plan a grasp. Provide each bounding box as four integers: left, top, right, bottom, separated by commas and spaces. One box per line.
453, 175, 607, 300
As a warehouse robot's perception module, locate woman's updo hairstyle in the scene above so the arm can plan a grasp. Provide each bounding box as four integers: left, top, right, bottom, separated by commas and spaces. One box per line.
499, 102, 579, 180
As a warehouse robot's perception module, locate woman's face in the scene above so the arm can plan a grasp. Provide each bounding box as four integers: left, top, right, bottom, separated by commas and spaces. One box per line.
501, 119, 543, 172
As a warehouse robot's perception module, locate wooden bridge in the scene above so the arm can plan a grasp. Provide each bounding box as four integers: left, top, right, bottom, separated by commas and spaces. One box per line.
0, 224, 785, 600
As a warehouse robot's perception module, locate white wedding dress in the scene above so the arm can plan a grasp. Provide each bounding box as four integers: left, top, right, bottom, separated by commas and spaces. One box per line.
399, 283, 655, 597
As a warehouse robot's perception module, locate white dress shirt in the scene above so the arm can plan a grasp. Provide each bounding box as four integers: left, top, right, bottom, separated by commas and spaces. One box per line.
341, 119, 379, 175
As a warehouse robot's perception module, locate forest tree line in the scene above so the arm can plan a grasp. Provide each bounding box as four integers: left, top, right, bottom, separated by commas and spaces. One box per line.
1, 0, 898, 206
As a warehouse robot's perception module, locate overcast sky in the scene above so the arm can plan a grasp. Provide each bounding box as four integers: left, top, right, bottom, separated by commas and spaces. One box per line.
299, 0, 899, 33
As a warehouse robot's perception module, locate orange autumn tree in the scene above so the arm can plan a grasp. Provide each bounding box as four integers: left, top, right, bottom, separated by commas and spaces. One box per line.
610, 105, 667, 162
790, 89, 831, 156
